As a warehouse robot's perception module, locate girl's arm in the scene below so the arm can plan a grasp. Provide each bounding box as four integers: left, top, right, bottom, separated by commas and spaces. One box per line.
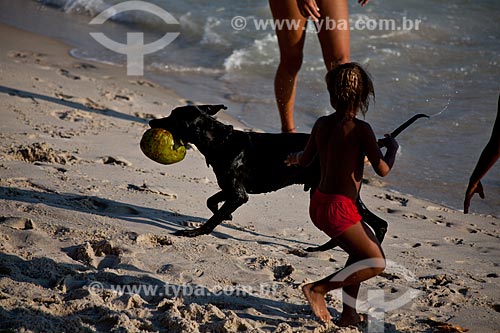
363, 123, 398, 177
298, 121, 319, 167
284, 119, 320, 167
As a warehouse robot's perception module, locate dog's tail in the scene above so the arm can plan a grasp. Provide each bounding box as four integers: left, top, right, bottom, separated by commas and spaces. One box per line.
378, 113, 429, 146
390, 113, 429, 138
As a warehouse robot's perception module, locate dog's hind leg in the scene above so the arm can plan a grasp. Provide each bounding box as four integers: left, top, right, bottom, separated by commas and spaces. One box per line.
207, 191, 233, 220
356, 196, 388, 243
175, 190, 249, 237
305, 239, 339, 252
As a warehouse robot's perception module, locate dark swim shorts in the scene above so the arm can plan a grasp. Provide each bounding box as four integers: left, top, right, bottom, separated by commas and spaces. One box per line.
309, 190, 362, 238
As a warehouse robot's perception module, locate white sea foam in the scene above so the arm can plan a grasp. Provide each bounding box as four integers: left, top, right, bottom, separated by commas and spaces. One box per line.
39, 0, 179, 31
151, 63, 223, 75
201, 17, 228, 46
40, 0, 109, 16
223, 34, 277, 71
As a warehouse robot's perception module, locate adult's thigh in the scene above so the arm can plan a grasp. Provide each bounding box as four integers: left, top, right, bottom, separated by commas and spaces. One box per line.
315, 0, 350, 68
269, 0, 307, 63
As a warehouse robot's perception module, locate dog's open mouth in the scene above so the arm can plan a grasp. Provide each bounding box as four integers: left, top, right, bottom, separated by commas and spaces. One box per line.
173, 137, 184, 150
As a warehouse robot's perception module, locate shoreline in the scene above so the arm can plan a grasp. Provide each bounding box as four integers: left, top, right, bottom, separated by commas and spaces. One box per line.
1, 1, 499, 216
1, 22, 499, 332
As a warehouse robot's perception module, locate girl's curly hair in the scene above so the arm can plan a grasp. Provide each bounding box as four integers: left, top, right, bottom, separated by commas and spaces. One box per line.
325, 63, 375, 120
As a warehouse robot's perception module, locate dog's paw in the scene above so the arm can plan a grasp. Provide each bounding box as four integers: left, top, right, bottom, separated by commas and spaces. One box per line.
303, 246, 322, 252
304, 239, 339, 252
173, 228, 207, 237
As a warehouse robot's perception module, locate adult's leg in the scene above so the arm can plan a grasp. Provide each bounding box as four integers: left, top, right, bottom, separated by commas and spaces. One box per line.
316, 0, 350, 69
269, 0, 307, 133
302, 222, 385, 323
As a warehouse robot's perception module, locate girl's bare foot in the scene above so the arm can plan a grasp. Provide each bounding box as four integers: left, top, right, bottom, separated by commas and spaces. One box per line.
302, 283, 331, 322
338, 312, 367, 327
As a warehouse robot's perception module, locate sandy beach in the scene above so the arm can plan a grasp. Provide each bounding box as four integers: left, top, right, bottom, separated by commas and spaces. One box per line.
0, 23, 499, 332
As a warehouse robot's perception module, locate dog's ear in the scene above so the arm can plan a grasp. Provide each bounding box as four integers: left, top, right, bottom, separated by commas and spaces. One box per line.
196, 104, 227, 116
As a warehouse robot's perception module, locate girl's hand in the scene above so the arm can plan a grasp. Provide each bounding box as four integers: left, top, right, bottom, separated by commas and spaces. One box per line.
284, 151, 303, 166
378, 134, 399, 151
296, 0, 321, 21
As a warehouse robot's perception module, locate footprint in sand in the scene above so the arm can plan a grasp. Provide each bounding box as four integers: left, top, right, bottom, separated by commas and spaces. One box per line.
59, 68, 81, 80
216, 244, 251, 256
54, 92, 75, 100
131, 79, 156, 87
443, 237, 464, 245
8, 142, 78, 165
402, 212, 428, 220
134, 112, 158, 121
51, 109, 93, 123
99, 156, 132, 167
426, 205, 453, 213
68, 197, 140, 216
375, 193, 409, 206
7, 50, 48, 67
101, 90, 133, 102
156, 263, 174, 274
0, 216, 35, 230
466, 227, 479, 234
72, 62, 97, 70
66, 240, 122, 269
136, 234, 173, 247
377, 206, 401, 214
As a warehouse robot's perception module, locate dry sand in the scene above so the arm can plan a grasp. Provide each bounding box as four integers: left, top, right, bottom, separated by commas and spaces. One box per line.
0, 23, 499, 333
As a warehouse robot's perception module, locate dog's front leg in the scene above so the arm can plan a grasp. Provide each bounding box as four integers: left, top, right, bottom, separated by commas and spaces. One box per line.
174, 191, 248, 237
207, 191, 233, 221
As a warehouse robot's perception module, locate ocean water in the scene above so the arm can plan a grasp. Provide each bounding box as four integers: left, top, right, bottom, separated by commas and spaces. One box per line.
0, 0, 499, 215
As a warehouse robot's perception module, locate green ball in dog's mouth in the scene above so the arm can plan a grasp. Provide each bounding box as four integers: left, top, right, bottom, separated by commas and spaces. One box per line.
140, 128, 186, 165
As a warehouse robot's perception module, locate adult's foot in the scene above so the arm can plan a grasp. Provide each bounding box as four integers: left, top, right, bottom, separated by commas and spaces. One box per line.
281, 127, 297, 133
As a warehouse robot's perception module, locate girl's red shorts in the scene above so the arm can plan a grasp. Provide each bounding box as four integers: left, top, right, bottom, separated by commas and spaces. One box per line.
309, 190, 362, 238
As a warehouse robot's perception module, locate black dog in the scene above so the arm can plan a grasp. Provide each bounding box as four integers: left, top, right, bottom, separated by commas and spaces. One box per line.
149, 105, 426, 250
